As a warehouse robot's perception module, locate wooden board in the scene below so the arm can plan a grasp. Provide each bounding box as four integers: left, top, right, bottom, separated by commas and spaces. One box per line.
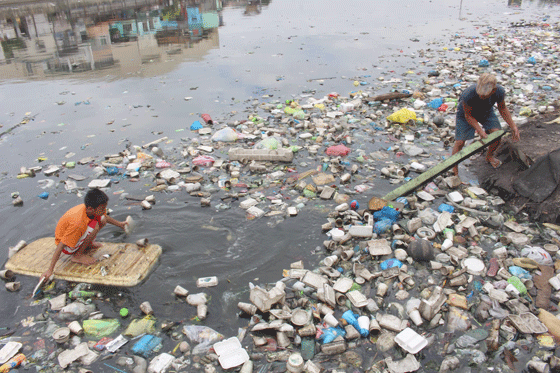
382, 130, 505, 201
5, 238, 162, 287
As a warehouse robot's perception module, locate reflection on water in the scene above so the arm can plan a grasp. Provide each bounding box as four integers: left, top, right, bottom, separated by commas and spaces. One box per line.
0, 0, 270, 80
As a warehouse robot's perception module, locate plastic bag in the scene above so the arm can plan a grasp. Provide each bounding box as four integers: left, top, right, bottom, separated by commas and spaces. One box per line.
192, 155, 215, 167
373, 206, 400, 223
182, 325, 224, 345
521, 246, 553, 266
325, 144, 350, 156
131, 335, 162, 358
123, 316, 156, 337
380, 258, 403, 270
254, 137, 282, 150
438, 203, 454, 213
508, 266, 531, 280
386, 108, 416, 124
318, 326, 346, 344
211, 127, 238, 142
190, 121, 203, 130
182, 326, 224, 355
83, 319, 120, 338
373, 219, 392, 235
427, 98, 443, 109
418, 208, 438, 225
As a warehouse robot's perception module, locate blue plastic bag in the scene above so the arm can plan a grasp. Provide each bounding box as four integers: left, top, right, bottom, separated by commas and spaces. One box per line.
427, 98, 443, 109
190, 121, 203, 130
527, 56, 536, 65
373, 219, 392, 235
438, 203, 454, 213
132, 335, 162, 358
342, 310, 368, 337
508, 266, 531, 280
319, 326, 346, 344
395, 197, 409, 208
478, 59, 489, 67
38, 192, 49, 200
380, 258, 403, 270
374, 206, 400, 223
106, 166, 119, 176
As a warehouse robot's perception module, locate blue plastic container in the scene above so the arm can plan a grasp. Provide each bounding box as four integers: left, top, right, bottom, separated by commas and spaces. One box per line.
132, 335, 162, 358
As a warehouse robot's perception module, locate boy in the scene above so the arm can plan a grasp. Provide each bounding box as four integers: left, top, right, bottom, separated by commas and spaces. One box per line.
41, 189, 128, 281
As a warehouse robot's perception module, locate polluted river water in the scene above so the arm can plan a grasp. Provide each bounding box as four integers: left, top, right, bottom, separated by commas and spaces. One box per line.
1, 0, 560, 372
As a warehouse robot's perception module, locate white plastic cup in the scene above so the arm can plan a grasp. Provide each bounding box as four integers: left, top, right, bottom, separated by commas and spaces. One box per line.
408, 309, 423, 326
323, 313, 339, 327
441, 239, 453, 251
140, 301, 154, 315
377, 283, 388, 297
324, 255, 338, 267
526, 360, 550, 373
549, 276, 560, 291
68, 321, 83, 335
341, 250, 354, 261
357, 316, 370, 331
197, 304, 208, 320
5, 282, 20, 292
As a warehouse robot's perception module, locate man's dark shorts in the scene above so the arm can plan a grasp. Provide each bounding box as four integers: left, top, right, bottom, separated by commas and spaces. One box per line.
455, 112, 502, 141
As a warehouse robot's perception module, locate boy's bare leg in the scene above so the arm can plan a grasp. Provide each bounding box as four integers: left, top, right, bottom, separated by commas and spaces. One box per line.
71, 229, 102, 265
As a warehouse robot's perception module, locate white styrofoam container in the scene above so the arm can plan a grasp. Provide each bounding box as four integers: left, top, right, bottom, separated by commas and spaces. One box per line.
196, 276, 219, 288
394, 327, 428, 354
213, 337, 249, 369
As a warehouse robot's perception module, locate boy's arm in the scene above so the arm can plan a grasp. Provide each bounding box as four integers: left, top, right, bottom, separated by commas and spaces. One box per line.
106, 215, 127, 230
41, 241, 66, 281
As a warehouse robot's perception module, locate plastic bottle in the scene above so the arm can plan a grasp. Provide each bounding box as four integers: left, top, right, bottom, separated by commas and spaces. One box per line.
0, 354, 26, 373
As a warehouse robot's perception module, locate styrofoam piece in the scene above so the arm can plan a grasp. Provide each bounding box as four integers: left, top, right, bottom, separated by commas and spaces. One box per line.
88, 179, 111, 188
329, 228, 345, 242
213, 337, 249, 369
467, 186, 487, 196
416, 191, 434, 201
302, 271, 329, 290
507, 313, 548, 334
368, 239, 392, 256
105, 335, 129, 353
147, 353, 174, 373
447, 191, 464, 203
323, 284, 336, 307
461, 257, 485, 276
196, 276, 219, 288
332, 277, 354, 293
346, 290, 368, 308
349, 225, 373, 238
228, 148, 294, 162
246, 206, 265, 218
240, 198, 258, 209
394, 328, 428, 354
0, 342, 22, 364
287, 207, 298, 216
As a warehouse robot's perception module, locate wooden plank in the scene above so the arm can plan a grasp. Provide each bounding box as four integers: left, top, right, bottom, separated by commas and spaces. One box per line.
365, 92, 413, 102
5, 238, 162, 287
382, 130, 505, 201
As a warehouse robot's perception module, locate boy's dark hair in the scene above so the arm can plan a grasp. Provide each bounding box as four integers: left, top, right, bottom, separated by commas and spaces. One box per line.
84, 189, 109, 208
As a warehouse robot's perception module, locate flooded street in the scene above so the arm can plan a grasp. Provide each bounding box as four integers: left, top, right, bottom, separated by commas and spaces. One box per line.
1, 0, 560, 371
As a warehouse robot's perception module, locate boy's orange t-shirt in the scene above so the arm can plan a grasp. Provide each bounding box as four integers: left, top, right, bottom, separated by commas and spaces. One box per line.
55, 204, 97, 249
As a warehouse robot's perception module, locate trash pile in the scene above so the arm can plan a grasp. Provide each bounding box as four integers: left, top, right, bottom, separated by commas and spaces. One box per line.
3, 16, 560, 373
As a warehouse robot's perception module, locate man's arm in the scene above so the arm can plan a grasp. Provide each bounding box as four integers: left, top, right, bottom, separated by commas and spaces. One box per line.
41, 241, 66, 281
463, 103, 487, 139
106, 215, 127, 230
497, 100, 520, 142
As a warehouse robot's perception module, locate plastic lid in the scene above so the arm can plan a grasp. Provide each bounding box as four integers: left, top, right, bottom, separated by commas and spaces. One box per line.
120, 308, 129, 317
462, 257, 485, 276
394, 327, 428, 354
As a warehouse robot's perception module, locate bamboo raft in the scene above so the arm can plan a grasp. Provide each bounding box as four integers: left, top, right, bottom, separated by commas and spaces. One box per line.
5, 237, 162, 287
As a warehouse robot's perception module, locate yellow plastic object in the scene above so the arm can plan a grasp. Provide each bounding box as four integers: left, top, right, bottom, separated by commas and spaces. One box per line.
83, 319, 120, 338
386, 108, 417, 124
123, 316, 156, 337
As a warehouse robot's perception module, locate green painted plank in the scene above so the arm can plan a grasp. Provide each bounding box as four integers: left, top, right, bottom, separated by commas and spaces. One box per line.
382, 130, 505, 201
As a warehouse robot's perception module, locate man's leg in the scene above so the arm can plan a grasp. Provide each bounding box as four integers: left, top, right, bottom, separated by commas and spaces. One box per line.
485, 128, 501, 168
71, 223, 101, 265
452, 140, 466, 176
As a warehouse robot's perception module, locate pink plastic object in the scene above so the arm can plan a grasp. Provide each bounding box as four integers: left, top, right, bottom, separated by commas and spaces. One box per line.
193, 155, 215, 167
325, 144, 350, 156
155, 161, 171, 169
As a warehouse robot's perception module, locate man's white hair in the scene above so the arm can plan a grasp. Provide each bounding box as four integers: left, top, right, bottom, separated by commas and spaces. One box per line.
476, 73, 497, 96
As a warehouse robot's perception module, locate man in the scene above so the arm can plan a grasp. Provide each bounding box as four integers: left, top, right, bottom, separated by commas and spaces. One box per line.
41, 189, 128, 281
452, 73, 520, 176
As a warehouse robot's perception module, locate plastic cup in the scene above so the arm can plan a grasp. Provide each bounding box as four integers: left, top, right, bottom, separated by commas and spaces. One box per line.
441, 239, 453, 251
0, 269, 14, 280
357, 316, 370, 332
68, 321, 83, 335
5, 282, 20, 292
377, 283, 388, 297
408, 309, 423, 326
323, 313, 339, 327
549, 276, 560, 291
324, 255, 338, 267
140, 301, 153, 315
